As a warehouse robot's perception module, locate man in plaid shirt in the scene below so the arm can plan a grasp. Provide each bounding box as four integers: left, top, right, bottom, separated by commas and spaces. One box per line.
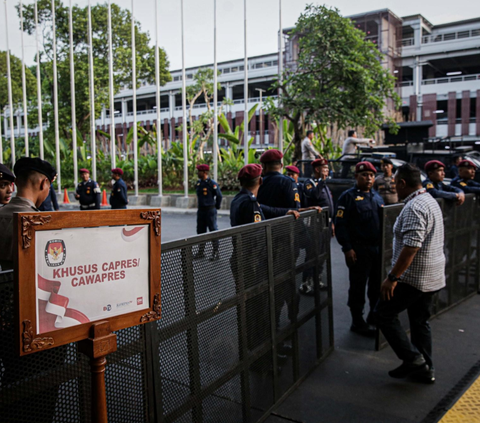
375, 164, 445, 384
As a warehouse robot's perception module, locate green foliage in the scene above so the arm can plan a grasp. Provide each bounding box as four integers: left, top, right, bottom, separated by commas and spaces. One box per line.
0, 51, 37, 111
265, 4, 401, 159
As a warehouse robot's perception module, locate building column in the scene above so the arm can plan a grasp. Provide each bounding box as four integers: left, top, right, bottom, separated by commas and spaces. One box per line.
169, 91, 175, 119
409, 95, 417, 121
235, 111, 243, 144
412, 22, 421, 49
448, 92, 456, 137
476, 90, 480, 136
461, 90, 470, 136
163, 118, 169, 148
268, 115, 276, 146
249, 111, 256, 144
226, 83, 232, 113
422, 93, 437, 137
16, 112, 22, 137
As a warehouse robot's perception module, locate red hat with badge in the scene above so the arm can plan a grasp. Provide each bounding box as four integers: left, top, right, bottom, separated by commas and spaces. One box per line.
79, 168, 90, 174
458, 159, 477, 170
312, 158, 328, 168
238, 164, 262, 180
424, 160, 445, 172
285, 165, 300, 174
111, 168, 124, 175
355, 161, 377, 174
260, 149, 283, 163
196, 164, 210, 171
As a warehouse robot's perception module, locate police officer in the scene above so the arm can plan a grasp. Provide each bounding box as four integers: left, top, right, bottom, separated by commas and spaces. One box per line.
373, 157, 398, 205
285, 165, 306, 207
423, 160, 465, 205
0, 157, 56, 270
335, 161, 384, 337
75, 168, 101, 210
451, 160, 480, 194
110, 168, 129, 209
301, 158, 335, 295
447, 155, 462, 179
257, 149, 301, 210
194, 164, 223, 260
0, 163, 15, 206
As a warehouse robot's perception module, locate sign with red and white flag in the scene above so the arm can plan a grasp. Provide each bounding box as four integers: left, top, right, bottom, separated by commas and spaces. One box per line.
15, 209, 162, 356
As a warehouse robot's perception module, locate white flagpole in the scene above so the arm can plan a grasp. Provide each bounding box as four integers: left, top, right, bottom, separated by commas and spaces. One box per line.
181, 0, 188, 198
0, 110, 3, 163
35, 0, 44, 159
243, 0, 248, 165
52, 0, 61, 192
213, 0, 218, 182
108, 0, 116, 169
87, 0, 97, 183
131, 0, 138, 196
4, 0, 16, 167
278, 0, 283, 157
155, 0, 162, 197
20, 0, 29, 157
69, 0, 78, 187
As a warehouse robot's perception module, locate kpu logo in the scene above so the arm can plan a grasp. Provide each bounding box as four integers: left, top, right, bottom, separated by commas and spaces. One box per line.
45, 239, 66, 267
103, 304, 112, 312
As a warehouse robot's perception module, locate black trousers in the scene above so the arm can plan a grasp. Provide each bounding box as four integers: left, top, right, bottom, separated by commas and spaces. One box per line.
375, 283, 436, 367
197, 208, 219, 253
347, 245, 381, 319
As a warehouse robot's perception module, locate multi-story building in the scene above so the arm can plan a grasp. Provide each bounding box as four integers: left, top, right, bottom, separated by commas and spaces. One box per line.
3, 9, 480, 145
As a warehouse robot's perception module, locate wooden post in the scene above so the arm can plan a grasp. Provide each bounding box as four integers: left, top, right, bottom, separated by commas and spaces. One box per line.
78, 321, 117, 423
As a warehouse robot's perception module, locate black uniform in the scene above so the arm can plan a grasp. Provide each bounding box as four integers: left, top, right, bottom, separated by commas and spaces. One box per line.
451, 176, 480, 194
110, 178, 128, 209
196, 177, 222, 233
257, 171, 301, 211
335, 186, 384, 324
303, 178, 334, 217
76, 178, 101, 210
39, 184, 59, 211
423, 178, 463, 202
287, 176, 306, 207
447, 165, 459, 179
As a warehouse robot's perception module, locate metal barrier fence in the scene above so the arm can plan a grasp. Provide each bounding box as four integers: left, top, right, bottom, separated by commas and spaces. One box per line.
0, 210, 333, 423
377, 194, 480, 350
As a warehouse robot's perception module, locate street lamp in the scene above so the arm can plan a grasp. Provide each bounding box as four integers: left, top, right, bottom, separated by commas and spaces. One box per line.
255, 88, 266, 148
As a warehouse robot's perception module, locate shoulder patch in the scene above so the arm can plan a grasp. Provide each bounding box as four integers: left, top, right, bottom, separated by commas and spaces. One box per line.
306, 183, 312, 190
294, 193, 300, 202
254, 212, 262, 222
336, 209, 344, 218
460, 182, 467, 187
426, 183, 434, 189
355, 196, 364, 201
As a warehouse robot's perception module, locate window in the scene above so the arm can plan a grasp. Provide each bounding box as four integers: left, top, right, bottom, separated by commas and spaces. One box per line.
222, 68, 230, 74
173, 75, 182, 81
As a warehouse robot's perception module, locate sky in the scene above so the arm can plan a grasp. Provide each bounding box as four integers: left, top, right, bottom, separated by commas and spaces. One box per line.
0, 0, 478, 70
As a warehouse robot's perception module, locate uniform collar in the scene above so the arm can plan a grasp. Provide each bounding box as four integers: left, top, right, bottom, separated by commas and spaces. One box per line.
240, 187, 257, 201
11, 196, 38, 210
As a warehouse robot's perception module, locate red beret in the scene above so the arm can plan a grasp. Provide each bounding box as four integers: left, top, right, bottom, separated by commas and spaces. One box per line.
79, 168, 90, 174
238, 164, 262, 180
111, 168, 123, 175
260, 149, 283, 163
312, 159, 328, 168
196, 164, 210, 171
458, 159, 477, 170
424, 160, 445, 172
355, 161, 377, 174
285, 165, 300, 174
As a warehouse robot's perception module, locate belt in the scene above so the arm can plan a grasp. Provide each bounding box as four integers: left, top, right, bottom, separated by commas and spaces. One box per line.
199, 206, 215, 211
80, 203, 97, 209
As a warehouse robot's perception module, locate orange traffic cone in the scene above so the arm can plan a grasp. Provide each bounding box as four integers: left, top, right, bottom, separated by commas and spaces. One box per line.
101, 189, 109, 206
63, 188, 70, 204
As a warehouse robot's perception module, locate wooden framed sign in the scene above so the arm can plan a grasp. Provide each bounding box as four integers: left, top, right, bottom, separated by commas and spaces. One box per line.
14, 209, 161, 356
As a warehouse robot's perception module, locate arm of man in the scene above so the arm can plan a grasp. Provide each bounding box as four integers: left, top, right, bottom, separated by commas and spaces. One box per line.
285, 178, 301, 209
215, 184, 223, 209
424, 181, 461, 202
51, 186, 59, 211
335, 193, 355, 265
305, 140, 320, 157
120, 181, 128, 205
94, 182, 102, 209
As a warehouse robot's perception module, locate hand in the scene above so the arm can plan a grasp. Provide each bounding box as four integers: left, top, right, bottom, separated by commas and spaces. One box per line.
344, 249, 357, 267
286, 210, 300, 219
331, 223, 335, 238
381, 278, 397, 301
456, 192, 465, 206
75, 194, 80, 199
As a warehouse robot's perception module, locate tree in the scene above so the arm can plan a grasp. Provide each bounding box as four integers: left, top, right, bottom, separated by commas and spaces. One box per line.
18, 0, 171, 142
0, 51, 37, 112
265, 5, 400, 159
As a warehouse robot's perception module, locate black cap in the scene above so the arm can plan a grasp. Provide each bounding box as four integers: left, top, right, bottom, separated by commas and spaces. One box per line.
381, 157, 393, 165
0, 163, 15, 182
13, 157, 57, 182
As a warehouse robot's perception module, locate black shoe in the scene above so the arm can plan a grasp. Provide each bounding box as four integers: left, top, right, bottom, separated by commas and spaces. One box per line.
412, 366, 436, 384
350, 322, 376, 338
319, 282, 328, 291
388, 357, 427, 379
366, 311, 376, 326
277, 352, 288, 365
193, 253, 205, 260
209, 251, 220, 261
279, 344, 293, 356
299, 281, 314, 296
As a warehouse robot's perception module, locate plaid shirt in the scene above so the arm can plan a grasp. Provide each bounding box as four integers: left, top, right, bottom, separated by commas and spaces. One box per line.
392, 188, 446, 292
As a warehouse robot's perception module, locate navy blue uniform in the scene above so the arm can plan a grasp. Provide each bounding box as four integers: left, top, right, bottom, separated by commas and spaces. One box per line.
76, 179, 101, 210
39, 184, 59, 211
447, 165, 459, 179
303, 178, 334, 217
110, 178, 128, 209
286, 176, 306, 208
451, 176, 480, 194
423, 178, 463, 202
258, 171, 301, 211
335, 186, 384, 322
196, 177, 222, 234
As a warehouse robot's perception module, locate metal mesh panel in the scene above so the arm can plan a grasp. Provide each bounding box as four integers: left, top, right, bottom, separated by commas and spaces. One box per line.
0, 210, 334, 422
377, 195, 480, 350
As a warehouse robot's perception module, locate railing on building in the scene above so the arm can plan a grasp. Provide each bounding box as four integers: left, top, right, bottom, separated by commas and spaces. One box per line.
377, 195, 480, 350
0, 210, 333, 423
422, 28, 480, 44
397, 73, 480, 88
